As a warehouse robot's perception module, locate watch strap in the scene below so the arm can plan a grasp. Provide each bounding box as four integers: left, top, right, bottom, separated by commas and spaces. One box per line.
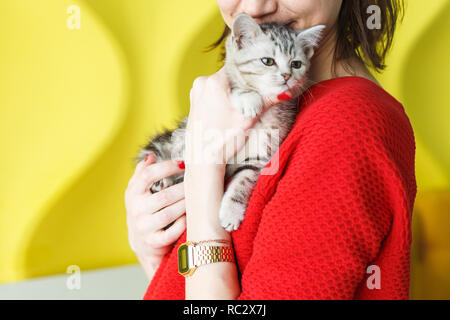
178, 240, 235, 277
193, 244, 235, 267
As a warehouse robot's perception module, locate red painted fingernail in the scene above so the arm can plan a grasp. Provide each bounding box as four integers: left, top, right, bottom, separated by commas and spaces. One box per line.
277, 92, 292, 101
177, 161, 185, 169
145, 153, 155, 164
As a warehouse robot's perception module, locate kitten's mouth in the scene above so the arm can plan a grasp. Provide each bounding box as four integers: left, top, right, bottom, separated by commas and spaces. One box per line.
279, 80, 305, 99
283, 80, 302, 91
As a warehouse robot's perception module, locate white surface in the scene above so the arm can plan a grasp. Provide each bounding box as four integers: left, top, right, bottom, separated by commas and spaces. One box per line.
0, 264, 149, 300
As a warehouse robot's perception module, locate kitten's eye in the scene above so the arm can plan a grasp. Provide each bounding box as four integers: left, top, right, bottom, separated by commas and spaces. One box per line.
291, 61, 303, 69
261, 57, 275, 66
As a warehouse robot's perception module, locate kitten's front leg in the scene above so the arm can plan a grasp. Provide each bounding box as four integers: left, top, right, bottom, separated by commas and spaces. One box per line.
231, 90, 263, 118
219, 167, 261, 231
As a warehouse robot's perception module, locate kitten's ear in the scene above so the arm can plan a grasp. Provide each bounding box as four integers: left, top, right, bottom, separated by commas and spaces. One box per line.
297, 24, 326, 59
232, 14, 262, 49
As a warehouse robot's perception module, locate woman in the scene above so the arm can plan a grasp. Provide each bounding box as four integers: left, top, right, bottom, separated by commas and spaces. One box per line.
125, 0, 416, 299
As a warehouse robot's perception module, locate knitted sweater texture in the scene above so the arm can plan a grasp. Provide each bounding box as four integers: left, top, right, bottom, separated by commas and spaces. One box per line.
143, 76, 417, 300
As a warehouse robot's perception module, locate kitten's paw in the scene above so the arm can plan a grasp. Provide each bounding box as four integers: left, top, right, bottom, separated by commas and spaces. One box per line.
219, 198, 246, 232
241, 103, 263, 118
231, 91, 263, 118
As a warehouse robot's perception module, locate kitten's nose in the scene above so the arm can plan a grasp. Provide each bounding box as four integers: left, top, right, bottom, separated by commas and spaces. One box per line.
282, 73, 291, 81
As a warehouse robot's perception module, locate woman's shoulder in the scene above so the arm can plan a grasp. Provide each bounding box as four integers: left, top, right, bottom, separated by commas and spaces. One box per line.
297, 76, 405, 125
277, 75, 416, 180
290, 76, 414, 144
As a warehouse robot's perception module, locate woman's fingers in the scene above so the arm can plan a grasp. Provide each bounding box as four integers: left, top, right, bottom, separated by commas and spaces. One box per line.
127, 154, 156, 188
132, 198, 185, 233
136, 152, 157, 172
132, 159, 185, 194
151, 199, 186, 230
145, 181, 185, 213
154, 214, 186, 247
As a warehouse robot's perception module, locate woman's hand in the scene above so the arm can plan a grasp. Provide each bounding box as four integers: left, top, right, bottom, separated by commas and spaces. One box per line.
124, 154, 186, 280
185, 66, 290, 166
186, 67, 248, 166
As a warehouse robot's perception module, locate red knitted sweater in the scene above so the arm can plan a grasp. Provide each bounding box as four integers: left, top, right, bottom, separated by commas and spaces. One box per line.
143, 76, 417, 300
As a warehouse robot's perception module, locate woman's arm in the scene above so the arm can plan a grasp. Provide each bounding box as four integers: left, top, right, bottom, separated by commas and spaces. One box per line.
182, 67, 293, 299
184, 164, 240, 300
183, 69, 247, 300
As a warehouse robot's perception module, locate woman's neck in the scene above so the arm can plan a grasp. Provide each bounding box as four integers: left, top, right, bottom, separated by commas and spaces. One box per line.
308, 27, 380, 87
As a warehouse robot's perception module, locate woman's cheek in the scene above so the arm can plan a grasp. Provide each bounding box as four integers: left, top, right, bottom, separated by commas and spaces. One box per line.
281, 0, 316, 23
281, 0, 342, 29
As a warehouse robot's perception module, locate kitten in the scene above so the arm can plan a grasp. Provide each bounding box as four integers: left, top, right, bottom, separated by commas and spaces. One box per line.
135, 14, 324, 231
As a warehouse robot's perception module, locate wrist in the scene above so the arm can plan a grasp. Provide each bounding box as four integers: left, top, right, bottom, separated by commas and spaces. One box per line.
184, 163, 230, 244
187, 219, 231, 243
184, 164, 225, 211
185, 163, 226, 178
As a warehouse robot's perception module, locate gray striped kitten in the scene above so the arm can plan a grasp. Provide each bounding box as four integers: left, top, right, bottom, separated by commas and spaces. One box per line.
135, 14, 324, 231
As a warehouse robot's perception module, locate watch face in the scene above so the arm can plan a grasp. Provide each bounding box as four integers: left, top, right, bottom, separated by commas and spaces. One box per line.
178, 242, 190, 275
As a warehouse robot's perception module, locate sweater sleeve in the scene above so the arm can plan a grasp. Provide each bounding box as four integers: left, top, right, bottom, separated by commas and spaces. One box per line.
236, 97, 401, 299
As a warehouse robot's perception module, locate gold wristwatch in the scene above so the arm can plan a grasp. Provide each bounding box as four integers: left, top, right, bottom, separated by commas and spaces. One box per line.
178, 240, 235, 277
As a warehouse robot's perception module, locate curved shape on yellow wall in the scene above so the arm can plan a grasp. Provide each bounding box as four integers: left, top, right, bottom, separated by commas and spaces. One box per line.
15, 0, 223, 281
400, 0, 450, 299
175, 12, 227, 122
377, 0, 450, 190
402, 0, 450, 186
0, 0, 129, 282
411, 190, 450, 299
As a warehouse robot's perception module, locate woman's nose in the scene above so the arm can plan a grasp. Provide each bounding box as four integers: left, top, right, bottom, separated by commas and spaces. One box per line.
241, 0, 277, 19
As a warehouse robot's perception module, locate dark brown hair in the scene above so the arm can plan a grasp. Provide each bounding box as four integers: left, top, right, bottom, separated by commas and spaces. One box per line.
208, 0, 404, 73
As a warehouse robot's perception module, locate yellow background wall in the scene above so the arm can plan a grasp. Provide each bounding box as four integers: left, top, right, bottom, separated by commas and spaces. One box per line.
0, 0, 449, 299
